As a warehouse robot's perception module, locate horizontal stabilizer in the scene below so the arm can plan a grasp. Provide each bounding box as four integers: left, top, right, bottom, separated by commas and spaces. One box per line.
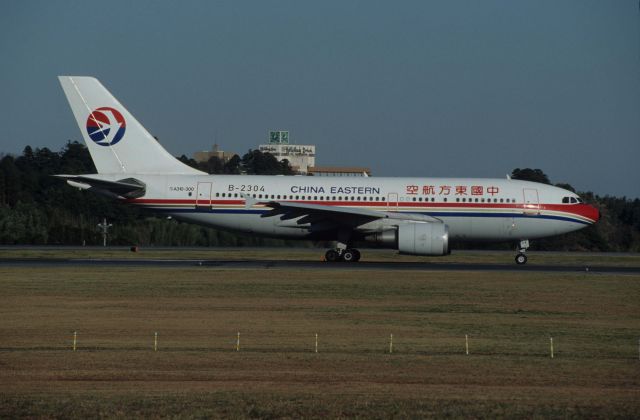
55, 175, 146, 199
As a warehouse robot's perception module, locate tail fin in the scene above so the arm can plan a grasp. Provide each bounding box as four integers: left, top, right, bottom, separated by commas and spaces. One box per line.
58, 76, 204, 175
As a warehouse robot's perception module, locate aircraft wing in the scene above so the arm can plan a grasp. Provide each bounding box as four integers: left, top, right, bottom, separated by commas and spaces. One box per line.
260, 200, 441, 227
54, 175, 146, 199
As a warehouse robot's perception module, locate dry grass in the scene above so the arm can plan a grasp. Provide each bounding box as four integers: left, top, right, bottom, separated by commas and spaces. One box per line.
0, 265, 639, 418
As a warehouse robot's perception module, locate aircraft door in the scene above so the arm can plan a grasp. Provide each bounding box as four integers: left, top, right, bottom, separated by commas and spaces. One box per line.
522, 188, 540, 215
387, 193, 398, 211
196, 182, 212, 208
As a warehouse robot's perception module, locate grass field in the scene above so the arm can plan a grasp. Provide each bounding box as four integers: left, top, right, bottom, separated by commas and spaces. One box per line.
1, 252, 639, 418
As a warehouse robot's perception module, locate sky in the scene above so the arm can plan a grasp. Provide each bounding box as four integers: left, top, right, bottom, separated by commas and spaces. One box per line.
1, 0, 639, 197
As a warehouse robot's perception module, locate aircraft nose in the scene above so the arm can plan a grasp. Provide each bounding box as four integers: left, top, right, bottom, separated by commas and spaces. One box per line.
587, 204, 600, 224
574, 203, 600, 224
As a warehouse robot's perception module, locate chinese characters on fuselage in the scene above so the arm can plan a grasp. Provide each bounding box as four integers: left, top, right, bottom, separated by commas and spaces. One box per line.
405, 185, 500, 196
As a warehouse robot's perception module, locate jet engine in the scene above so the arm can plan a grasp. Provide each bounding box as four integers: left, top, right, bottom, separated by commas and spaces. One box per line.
365, 222, 450, 256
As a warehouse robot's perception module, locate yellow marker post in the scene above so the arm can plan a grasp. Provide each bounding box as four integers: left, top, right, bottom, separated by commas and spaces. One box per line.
236, 332, 240, 352
315, 333, 318, 353
389, 334, 393, 354
154, 332, 158, 351
550, 337, 554, 359
465, 334, 469, 355
73, 331, 77, 351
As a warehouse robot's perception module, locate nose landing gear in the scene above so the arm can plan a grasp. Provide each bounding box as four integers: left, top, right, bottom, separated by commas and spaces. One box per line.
515, 239, 529, 265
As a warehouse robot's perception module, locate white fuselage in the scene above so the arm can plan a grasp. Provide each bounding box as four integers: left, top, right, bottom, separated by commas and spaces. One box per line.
99, 174, 600, 242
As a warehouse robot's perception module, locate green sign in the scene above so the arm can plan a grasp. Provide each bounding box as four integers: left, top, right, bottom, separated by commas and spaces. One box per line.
269, 131, 289, 144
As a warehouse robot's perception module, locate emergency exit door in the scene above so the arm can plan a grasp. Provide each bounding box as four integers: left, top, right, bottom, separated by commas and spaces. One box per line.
196, 182, 212, 208
522, 188, 540, 215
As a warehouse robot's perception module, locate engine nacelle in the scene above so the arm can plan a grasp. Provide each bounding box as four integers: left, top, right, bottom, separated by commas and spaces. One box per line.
398, 222, 449, 256
364, 222, 450, 256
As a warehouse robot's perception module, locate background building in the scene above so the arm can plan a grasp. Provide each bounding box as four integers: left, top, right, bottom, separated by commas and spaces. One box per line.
258, 131, 315, 174
193, 132, 370, 176
193, 144, 237, 163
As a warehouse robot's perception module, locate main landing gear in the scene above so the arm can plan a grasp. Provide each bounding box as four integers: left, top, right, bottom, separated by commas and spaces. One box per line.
325, 248, 361, 263
515, 239, 529, 265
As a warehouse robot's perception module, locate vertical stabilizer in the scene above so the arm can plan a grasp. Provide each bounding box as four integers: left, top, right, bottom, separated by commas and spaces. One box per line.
58, 76, 203, 175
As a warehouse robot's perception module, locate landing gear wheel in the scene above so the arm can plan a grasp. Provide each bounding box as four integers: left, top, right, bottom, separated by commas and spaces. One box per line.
325, 249, 340, 262
515, 253, 528, 265
342, 249, 359, 263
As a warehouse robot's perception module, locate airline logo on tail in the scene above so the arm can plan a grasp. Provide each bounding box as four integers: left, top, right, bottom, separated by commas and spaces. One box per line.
86, 107, 126, 146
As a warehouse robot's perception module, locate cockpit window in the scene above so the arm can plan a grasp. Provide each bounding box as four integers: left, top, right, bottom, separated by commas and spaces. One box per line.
562, 196, 582, 204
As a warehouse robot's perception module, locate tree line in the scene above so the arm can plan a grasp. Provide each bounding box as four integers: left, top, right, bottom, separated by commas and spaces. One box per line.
0, 142, 297, 247
0, 142, 638, 251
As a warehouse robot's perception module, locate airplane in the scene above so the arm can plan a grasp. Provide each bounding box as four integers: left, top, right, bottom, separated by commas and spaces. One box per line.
57, 76, 600, 265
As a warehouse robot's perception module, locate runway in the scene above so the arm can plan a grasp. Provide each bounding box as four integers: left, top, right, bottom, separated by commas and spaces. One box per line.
1, 257, 639, 274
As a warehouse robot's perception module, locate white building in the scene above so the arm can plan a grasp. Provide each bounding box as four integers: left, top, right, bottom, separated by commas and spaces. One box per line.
258, 131, 315, 174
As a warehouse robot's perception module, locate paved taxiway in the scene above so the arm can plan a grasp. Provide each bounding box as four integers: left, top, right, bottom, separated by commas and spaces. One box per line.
1, 258, 639, 274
